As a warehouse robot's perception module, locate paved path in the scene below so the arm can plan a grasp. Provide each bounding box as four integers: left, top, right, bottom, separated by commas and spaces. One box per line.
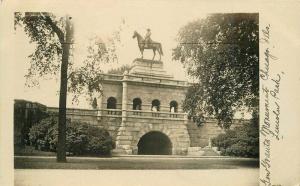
14, 156, 259, 186
15, 169, 259, 186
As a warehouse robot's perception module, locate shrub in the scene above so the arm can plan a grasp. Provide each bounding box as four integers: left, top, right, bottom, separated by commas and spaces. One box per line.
28, 116, 115, 156
28, 117, 57, 151
211, 115, 259, 158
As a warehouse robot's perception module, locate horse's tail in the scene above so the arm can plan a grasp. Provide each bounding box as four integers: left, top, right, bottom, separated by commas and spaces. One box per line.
159, 43, 164, 55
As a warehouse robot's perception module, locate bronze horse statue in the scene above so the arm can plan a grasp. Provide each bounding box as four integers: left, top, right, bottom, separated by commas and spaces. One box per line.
132, 31, 163, 61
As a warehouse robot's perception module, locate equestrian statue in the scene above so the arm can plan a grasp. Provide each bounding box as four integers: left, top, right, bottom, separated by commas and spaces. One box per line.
132, 29, 163, 61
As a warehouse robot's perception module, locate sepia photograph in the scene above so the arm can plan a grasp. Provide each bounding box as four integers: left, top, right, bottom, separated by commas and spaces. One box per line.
13, 8, 259, 181
1, 1, 300, 186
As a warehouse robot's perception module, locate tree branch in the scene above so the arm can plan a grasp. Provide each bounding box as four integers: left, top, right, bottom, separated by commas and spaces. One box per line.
41, 13, 65, 43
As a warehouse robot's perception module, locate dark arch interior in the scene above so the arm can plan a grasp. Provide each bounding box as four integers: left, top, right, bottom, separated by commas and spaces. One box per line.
137, 131, 172, 155
151, 99, 160, 111
170, 100, 178, 112
107, 97, 117, 109
133, 98, 142, 110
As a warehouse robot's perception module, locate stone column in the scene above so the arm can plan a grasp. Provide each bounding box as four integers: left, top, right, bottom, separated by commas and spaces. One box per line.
114, 73, 132, 155
121, 74, 128, 123
184, 112, 188, 124
97, 94, 103, 118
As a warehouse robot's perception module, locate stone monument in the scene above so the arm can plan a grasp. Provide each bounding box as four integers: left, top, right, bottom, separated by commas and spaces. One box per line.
132, 30, 164, 61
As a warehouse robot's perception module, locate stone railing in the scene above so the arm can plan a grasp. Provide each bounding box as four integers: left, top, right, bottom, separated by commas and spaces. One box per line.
101, 74, 124, 81
126, 74, 188, 87
98, 109, 122, 116
47, 107, 97, 116
99, 73, 189, 87
47, 107, 187, 121
126, 110, 187, 121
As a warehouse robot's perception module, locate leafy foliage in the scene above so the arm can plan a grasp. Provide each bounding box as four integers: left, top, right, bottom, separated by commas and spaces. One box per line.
15, 12, 119, 161
15, 12, 119, 106
15, 12, 75, 162
28, 116, 115, 156
68, 36, 118, 104
28, 116, 58, 151
15, 12, 66, 87
211, 111, 259, 158
173, 14, 259, 128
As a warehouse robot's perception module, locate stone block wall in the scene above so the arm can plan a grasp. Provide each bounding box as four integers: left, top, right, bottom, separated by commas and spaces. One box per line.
101, 83, 123, 109
97, 116, 122, 139
187, 120, 224, 147
14, 100, 48, 147
187, 118, 248, 147
60, 109, 248, 155
116, 117, 190, 155
126, 83, 187, 112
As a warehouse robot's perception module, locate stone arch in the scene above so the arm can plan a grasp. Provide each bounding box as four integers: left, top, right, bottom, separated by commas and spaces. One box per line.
169, 100, 178, 112
137, 131, 172, 155
107, 97, 117, 109
133, 97, 142, 110
151, 99, 160, 111
134, 125, 178, 155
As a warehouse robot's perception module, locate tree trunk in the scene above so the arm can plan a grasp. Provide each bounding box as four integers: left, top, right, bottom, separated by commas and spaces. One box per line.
57, 16, 72, 162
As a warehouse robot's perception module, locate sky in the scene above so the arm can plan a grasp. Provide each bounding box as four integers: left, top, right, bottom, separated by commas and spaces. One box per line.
14, 2, 208, 108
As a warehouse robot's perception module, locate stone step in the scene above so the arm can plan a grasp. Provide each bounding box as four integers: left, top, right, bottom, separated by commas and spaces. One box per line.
202, 148, 220, 156
187, 147, 204, 156
187, 147, 202, 152
187, 150, 205, 156
111, 148, 126, 156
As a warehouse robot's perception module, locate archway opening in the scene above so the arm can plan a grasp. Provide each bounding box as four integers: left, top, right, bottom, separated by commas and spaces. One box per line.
133, 98, 142, 110
107, 97, 117, 109
137, 131, 172, 155
151, 99, 160, 111
169, 100, 178, 113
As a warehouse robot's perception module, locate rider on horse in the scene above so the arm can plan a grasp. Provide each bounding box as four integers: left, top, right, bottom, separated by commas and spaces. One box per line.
144, 28, 152, 47
132, 29, 163, 61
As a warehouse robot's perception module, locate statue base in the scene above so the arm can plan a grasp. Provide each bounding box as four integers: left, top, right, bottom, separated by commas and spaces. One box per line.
129, 58, 174, 79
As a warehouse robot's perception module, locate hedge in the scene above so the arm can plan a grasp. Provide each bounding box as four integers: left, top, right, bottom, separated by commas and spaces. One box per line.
211, 115, 259, 158
28, 116, 115, 156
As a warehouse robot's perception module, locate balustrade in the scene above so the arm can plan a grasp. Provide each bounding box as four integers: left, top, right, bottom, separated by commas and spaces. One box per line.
101, 109, 122, 116
47, 107, 187, 120
126, 110, 186, 120
47, 107, 97, 116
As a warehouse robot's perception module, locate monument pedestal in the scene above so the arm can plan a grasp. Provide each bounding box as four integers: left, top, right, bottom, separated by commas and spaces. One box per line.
129, 58, 174, 79
113, 58, 190, 156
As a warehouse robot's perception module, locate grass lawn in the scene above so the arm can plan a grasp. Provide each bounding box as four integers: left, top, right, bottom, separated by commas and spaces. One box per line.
15, 156, 259, 169
14, 146, 259, 170
14, 146, 56, 156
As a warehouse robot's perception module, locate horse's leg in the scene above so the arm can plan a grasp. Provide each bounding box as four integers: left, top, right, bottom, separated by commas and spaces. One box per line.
159, 43, 163, 61
141, 48, 144, 59
152, 49, 156, 60
158, 47, 161, 61
159, 52, 161, 61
